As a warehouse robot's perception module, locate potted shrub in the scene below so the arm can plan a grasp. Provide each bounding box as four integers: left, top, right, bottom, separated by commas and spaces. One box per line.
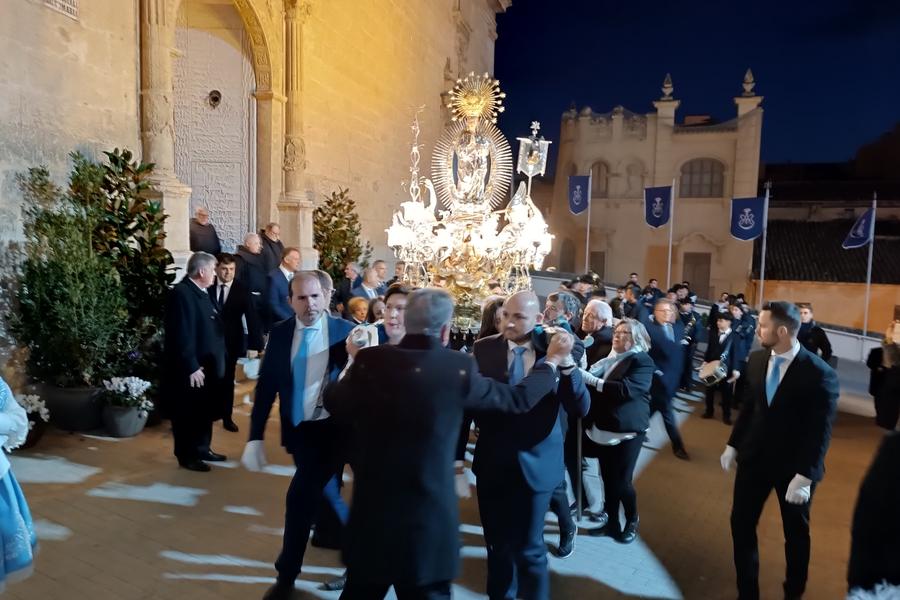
15, 393, 49, 449
10, 163, 132, 431
98, 376, 153, 438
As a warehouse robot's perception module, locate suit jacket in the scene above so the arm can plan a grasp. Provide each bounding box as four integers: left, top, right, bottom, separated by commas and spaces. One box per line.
623, 299, 648, 323
644, 318, 686, 400
164, 278, 225, 381
472, 332, 590, 492
584, 327, 613, 367
249, 314, 355, 451
798, 321, 833, 362
351, 284, 382, 300
728, 346, 839, 481
586, 351, 654, 434
323, 334, 561, 586
705, 329, 741, 374
207, 279, 263, 358
259, 231, 285, 274
189, 219, 221, 256
234, 247, 267, 295
266, 268, 293, 324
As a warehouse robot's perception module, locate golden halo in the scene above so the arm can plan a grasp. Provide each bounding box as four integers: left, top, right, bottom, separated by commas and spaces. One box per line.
446, 72, 507, 123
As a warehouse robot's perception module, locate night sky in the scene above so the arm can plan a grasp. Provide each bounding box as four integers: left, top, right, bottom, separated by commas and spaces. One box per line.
494, 0, 900, 168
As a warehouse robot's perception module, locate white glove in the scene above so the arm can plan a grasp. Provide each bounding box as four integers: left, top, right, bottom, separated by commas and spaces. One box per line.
720, 445, 737, 472
785, 474, 812, 505
557, 353, 576, 369
241, 440, 267, 472
578, 368, 603, 391
454, 461, 471, 499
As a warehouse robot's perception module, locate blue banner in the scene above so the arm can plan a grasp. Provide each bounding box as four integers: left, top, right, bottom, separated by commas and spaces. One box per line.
644, 186, 672, 228
842, 208, 874, 249
568, 175, 590, 215
730, 197, 766, 241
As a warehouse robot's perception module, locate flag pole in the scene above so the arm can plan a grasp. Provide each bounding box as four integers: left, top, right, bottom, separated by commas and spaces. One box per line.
584, 172, 593, 273
861, 192, 877, 359
757, 182, 771, 311
666, 178, 675, 289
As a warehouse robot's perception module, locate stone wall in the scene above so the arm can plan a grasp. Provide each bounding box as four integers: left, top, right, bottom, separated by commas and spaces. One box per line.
0, 0, 140, 240
298, 0, 502, 263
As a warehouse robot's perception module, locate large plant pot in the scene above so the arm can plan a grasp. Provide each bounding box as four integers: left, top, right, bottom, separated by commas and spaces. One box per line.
42, 385, 102, 432
20, 417, 48, 450
101, 406, 147, 438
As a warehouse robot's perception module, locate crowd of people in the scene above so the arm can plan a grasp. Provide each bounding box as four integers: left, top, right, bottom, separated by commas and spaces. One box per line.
170, 212, 899, 600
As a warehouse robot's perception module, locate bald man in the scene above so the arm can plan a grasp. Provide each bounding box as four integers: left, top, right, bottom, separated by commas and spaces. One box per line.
472, 291, 590, 600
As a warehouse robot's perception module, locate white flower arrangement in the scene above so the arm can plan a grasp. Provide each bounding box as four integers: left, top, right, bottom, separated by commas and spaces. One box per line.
100, 376, 154, 417
15, 394, 50, 430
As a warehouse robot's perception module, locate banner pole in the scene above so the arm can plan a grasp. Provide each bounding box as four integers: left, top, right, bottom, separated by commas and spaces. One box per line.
666, 178, 675, 289
584, 172, 592, 273
757, 182, 771, 311
861, 192, 877, 360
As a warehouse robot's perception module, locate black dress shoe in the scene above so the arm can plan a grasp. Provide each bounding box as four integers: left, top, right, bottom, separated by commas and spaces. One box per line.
589, 510, 609, 527
673, 447, 690, 461
618, 519, 639, 544
557, 526, 576, 558
586, 524, 619, 538
262, 581, 294, 600
310, 534, 342, 550
199, 451, 227, 462
179, 459, 211, 472
223, 419, 239, 433
701, 412, 714, 419
319, 573, 347, 591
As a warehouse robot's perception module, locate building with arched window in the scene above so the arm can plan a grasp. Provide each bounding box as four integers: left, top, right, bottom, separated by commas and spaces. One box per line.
542, 72, 763, 299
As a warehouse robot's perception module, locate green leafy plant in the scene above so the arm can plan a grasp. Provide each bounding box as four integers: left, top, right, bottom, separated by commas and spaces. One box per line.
313, 187, 373, 284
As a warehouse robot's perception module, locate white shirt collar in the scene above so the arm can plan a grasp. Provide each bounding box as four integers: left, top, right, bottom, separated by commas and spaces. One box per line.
507, 339, 533, 353
218, 279, 232, 288
771, 340, 801, 361
295, 313, 326, 331
279, 265, 293, 279
720, 328, 732, 337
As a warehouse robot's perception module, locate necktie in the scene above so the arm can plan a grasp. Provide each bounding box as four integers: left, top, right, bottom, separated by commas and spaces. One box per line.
218, 284, 225, 309
508, 346, 527, 385
664, 324, 673, 342
291, 327, 316, 425
766, 355, 785, 406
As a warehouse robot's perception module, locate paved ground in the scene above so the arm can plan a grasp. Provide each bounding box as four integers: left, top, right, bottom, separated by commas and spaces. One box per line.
6, 384, 886, 600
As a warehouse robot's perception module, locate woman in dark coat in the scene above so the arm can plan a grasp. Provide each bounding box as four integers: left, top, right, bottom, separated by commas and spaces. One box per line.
579, 317, 655, 544
874, 328, 900, 430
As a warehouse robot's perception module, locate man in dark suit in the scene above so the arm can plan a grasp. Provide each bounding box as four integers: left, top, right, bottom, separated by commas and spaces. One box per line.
259, 222, 285, 274
189, 207, 221, 256
642, 298, 689, 460
322, 288, 576, 600
163, 252, 226, 472
473, 291, 590, 598
235, 232, 269, 331
721, 301, 839, 600
371, 259, 389, 296
796, 303, 833, 364
334, 262, 362, 317
241, 271, 356, 600
266, 246, 301, 328
351, 267, 383, 301
581, 299, 614, 366
701, 312, 743, 424
622, 284, 649, 323
207, 254, 263, 433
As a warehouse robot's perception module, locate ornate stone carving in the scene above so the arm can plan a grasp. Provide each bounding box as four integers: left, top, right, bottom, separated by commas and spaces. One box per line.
742, 68, 756, 96
661, 72, 674, 100
453, 8, 471, 76
283, 135, 306, 172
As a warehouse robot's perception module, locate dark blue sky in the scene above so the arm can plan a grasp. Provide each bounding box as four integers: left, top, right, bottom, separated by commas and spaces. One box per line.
495, 0, 900, 167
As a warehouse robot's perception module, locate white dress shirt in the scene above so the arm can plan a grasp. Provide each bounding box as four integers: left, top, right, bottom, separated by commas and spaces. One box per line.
766, 340, 801, 390
279, 265, 294, 281
290, 314, 331, 421
216, 280, 232, 306
718, 327, 732, 345
360, 284, 378, 299
507, 339, 536, 377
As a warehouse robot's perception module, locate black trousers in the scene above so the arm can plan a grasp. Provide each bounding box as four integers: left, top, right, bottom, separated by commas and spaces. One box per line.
594, 433, 645, 532
564, 416, 591, 508
171, 381, 217, 464
455, 413, 474, 461
680, 344, 697, 389
547, 480, 575, 533
731, 462, 816, 600
478, 472, 553, 600
340, 578, 451, 600
704, 379, 733, 419
275, 420, 345, 583
649, 383, 685, 451
219, 352, 238, 422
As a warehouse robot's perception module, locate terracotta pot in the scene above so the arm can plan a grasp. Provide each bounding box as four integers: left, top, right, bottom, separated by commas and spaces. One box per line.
42, 385, 104, 432
101, 405, 148, 438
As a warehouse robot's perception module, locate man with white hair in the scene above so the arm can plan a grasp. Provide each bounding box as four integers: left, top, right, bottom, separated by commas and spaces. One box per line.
189, 207, 222, 256
323, 288, 576, 600
235, 232, 268, 330
582, 299, 614, 366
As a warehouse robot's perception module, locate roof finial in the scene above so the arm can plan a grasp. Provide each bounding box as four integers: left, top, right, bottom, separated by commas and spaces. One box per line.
742, 68, 756, 97
661, 73, 674, 101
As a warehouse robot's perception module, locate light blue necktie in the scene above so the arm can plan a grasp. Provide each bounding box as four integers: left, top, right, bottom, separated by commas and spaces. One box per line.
664, 323, 674, 342
508, 346, 527, 385
291, 327, 317, 426
766, 355, 785, 406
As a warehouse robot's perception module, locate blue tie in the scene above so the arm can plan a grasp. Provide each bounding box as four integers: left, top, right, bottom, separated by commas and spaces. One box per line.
766, 356, 785, 406
291, 327, 316, 426
509, 346, 527, 385
663, 323, 674, 342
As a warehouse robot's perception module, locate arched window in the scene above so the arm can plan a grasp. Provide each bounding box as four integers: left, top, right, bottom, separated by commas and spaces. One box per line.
679, 158, 725, 198
590, 162, 609, 198
625, 161, 645, 198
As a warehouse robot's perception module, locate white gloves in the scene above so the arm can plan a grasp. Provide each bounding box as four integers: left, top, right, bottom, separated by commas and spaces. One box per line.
454, 461, 472, 499
785, 474, 813, 505
241, 440, 268, 472
557, 353, 576, 369
578, 368, 603, 391
720, 445, 737, 472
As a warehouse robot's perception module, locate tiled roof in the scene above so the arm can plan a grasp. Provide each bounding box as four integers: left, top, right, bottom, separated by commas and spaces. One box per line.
751, 219, 900, 283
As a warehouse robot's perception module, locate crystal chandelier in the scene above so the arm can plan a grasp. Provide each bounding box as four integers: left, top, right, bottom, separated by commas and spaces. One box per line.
386, 73, 553, 328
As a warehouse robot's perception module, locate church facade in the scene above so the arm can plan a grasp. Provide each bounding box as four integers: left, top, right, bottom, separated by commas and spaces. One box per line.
0, 0, 510, 265
540, 72, 763, 299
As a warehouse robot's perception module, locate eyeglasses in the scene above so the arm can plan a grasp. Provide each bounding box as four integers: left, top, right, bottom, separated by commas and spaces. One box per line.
613, 330, 632, 338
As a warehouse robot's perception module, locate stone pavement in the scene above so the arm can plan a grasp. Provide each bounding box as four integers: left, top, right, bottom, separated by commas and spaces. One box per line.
6, 387, 886, 600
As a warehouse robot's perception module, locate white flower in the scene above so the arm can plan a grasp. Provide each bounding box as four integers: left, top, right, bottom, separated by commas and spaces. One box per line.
15, 394, 50, 422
